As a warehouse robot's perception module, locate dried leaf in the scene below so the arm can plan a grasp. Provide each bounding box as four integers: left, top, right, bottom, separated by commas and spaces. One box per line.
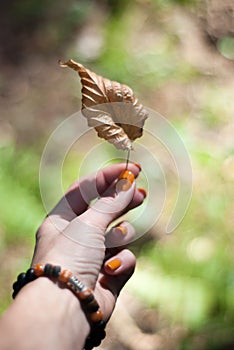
59, 59, 148, 150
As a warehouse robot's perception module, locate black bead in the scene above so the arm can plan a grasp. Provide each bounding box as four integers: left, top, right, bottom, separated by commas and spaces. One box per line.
85, 332, 103, 348
52, 265, 61, 278
84, 320, 106, 349
16, 273, 27, 290
12, 272, 28, 299
84, 337, 96, 350
92, 337, 102, 347
17, 272, 26, 283
85, 300, 99, 313
26, 268, 36, 282
90, 327, 106, 339
12, 281, 21, 296
93, 319, 106, 331
82, 293, 94, 304
12, 280, 20, 291
99, 329, 106, 340
44, 264, 53, 277
84, 341, 93, 350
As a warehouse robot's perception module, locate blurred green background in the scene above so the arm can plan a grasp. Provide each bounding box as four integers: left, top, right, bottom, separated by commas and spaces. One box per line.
0, 0, 234, 349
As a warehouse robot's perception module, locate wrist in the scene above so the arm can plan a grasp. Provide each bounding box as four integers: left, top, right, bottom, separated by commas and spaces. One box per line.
2, 277, 90, 350
25, 277, 90, 348
10, 263, 107, 350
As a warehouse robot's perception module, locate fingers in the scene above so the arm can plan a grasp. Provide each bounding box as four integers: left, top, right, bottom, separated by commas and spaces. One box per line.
64, 168, 146, 243
105, 221, 135, 248
50, 163, 141, 223
94, 248, 136, 321
63, 180, 135, 243
100, 249, 136, 297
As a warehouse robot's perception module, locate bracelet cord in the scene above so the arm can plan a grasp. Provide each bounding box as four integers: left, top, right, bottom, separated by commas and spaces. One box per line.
12, 264, 106, 350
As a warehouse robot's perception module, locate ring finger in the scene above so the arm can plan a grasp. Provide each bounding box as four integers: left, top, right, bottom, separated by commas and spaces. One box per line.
105, 221, 135, 249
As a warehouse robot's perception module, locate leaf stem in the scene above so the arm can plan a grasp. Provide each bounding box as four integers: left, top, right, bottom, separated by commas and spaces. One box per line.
125, 149, 131, 170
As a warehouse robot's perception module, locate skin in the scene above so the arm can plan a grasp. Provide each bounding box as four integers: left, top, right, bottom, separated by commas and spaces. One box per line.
0, 163, 145, 350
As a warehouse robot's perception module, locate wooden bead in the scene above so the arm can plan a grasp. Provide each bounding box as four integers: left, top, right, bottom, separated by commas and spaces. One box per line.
94, 320, 106, 331
17, 272, 26, 282
26, 268, 37, 282
85, 299, 99, 313
44, 264, 53, 277
51, 265, 61, 278
78, 287, 93, 301
90, 309, 103, 323
34, 264, 44, 277
59, 269, 72, 283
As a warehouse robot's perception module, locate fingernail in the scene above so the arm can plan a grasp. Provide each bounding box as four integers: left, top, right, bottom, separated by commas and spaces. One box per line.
115, 225, 128, 235
116, 170, 135, 192
106, 258, 122, 271
133, 162, 142, 171
138, 188, 147, 198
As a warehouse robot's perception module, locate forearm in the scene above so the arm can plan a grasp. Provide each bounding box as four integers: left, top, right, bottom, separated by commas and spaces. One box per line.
0, 277, 90, 350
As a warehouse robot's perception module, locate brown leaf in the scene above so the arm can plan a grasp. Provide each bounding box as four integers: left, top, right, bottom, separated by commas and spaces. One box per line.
59, 59, 148, 150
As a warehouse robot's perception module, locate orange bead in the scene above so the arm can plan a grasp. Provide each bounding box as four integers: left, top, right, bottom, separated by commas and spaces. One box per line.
34, 264, 44, 276
58, 269, 72, 283
78, 287, 92, 300
90, 309, 103, 323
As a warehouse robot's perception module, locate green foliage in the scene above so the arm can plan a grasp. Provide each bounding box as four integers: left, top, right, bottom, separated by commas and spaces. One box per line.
0, 146, 44, 244
127, 115, 234, 345
91, 2, 200, 100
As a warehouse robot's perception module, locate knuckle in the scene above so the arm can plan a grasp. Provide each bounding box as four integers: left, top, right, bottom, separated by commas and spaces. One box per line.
36, 224, 46, 241
35, 216, 53, 241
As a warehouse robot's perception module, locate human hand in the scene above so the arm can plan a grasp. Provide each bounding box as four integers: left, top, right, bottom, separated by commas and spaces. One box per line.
32, 162, 146, 322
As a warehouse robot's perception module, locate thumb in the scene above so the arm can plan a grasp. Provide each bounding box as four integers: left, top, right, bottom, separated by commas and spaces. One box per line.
83, 169, 135, 228
85, 181, 135, 228
64, 170, 135, 240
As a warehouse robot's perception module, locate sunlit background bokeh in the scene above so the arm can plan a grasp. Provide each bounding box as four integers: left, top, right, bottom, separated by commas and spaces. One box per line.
0, 1, 234, 349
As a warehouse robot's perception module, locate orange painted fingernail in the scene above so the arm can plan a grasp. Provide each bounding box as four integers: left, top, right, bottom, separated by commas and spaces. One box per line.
116, 170, 135, 192
118, 170, 135, 182
106, 258, 122, 271
115, 225, 128, 235
138, 188, 147, 198
133, 162, 142, 171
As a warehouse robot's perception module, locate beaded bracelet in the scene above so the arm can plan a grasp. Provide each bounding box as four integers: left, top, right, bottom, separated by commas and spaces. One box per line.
12, 264, 106, 350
